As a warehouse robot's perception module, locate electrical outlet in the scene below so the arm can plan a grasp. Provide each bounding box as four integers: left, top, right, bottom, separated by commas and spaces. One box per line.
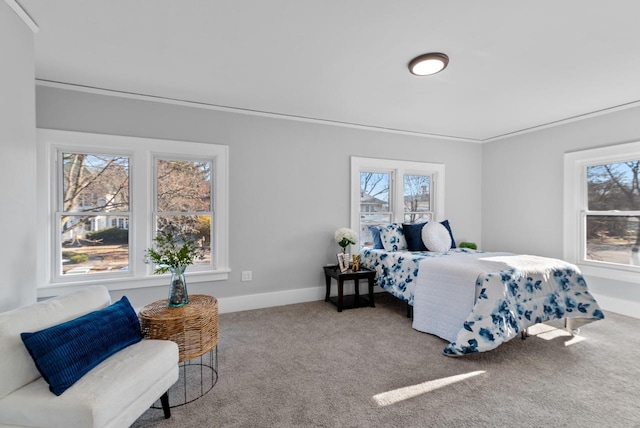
241, 271, 252, 281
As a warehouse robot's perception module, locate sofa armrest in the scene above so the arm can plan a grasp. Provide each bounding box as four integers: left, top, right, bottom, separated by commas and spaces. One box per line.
0, 340, 179, 428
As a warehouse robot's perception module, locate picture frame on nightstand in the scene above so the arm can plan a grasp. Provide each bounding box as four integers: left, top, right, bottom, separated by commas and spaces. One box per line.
337, 253, 349, 272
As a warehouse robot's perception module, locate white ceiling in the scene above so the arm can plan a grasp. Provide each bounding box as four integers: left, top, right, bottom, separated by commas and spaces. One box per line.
15, 0, 640, 142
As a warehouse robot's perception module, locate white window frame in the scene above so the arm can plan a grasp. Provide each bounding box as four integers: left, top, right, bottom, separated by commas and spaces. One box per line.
564, 140, 640, 283
37, 129, 229, 297
152, 154, 215, 273
350, 156, 445, 248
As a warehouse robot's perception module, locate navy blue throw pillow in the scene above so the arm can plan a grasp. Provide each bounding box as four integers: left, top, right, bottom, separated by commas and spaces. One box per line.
403, 220, 457, 251
402, 222, 428, 251
21, 296, 142, 396
440, 219, 457, 248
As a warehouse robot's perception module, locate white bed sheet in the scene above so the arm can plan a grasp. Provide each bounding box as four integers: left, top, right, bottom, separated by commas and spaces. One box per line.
412, 252, 511, 342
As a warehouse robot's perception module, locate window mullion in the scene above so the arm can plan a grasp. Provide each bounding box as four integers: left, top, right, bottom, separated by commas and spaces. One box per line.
391, 170, 399, 222
131, 147, 149, 278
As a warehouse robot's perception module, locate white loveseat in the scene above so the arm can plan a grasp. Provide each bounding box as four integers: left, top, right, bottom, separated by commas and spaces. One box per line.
0, 286, 179, 428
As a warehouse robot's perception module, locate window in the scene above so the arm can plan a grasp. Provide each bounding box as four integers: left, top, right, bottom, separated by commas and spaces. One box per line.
564, 141, 640, 282
403, 173, 433, 224
350, 157, 445, 248
37, 129, 229, 295
60, 152, 130, 276
154, 158, 213, 269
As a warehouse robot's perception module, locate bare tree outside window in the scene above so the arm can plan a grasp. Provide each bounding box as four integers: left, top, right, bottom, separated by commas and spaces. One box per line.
352, 158, 444, 250
156, 159, 213, 267
403, 174, 431, 224
58, 155, 215, 275
359, 172, 391, 246
157, 160, 211, 212
586, 161, 640, 265
60, 153, 130, 275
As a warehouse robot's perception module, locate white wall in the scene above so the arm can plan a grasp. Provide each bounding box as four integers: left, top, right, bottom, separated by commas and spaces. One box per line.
7, 53, 638, 319
482, 107, 640, 318
35, 86, 483, 311
0, 2, 37, 311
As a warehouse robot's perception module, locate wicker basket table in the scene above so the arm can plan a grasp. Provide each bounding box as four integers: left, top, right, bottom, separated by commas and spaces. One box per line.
139, 294, 219, 362
139, 294, 219, 407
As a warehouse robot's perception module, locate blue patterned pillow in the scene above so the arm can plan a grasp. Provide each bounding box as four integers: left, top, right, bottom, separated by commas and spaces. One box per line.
21, 296, 142, 396
402, 222, 428, 251
378, 223, 408, 251
368, 225, 384, 249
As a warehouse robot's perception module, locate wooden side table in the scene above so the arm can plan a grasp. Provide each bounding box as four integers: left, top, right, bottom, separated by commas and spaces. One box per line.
323, 265, 376, 312
139, 295, 219, 407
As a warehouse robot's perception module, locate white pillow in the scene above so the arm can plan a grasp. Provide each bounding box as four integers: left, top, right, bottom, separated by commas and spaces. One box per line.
421, 221, 452, 252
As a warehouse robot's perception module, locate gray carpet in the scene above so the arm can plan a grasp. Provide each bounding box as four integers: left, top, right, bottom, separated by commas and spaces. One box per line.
132, 293, 640, 428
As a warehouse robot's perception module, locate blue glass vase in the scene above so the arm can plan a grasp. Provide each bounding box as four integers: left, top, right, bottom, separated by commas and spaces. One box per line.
167, 265, 189, 307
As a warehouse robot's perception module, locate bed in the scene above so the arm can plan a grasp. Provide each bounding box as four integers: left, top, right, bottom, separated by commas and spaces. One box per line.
358, 246, 604, 356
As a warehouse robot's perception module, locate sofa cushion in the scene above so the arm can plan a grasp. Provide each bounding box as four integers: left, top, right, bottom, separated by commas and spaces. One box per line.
0, 286, 111, 399
0, 339, 179, 428
21, 296, 142, 396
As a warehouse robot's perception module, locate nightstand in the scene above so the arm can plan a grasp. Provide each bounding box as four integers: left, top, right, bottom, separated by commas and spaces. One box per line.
323, 265, 376, 312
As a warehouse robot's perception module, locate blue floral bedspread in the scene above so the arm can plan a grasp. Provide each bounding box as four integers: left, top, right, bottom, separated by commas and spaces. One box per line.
358, 248, 477, 305
358, 248, 604, 356
442, 257, 604, 356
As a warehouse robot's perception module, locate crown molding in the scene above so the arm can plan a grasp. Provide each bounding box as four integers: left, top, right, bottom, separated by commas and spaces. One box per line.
5, 0, 38, 33
36, 79, 640, 144
35, 79, 482, 144
482, 99, 640, 143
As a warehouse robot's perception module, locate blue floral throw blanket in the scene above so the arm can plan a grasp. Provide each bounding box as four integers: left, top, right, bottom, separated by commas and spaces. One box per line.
359, 247, 455, 305
359, 248, 604, 356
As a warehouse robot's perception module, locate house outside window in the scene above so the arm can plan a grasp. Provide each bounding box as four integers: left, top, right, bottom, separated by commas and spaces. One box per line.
37, 129, 229, 295
564, 141, 640, 283
60, 152, 130, 275
351, 157, 445, 248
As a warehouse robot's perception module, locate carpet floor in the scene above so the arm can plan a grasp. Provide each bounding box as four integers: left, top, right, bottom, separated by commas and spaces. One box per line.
132, 293, 640, 428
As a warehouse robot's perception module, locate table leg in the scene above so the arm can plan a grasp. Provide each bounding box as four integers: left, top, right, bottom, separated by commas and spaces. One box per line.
337, 278, 344, 312
368, 276, 375, 307
354, 278, 360, 307
324, 274, 331, 302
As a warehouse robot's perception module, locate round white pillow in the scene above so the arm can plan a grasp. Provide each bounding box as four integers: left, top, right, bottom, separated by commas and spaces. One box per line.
421, 221, 452, 252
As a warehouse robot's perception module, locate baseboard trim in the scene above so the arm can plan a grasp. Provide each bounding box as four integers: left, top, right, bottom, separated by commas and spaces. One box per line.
217, 287, 326, 314
591, 292, 640, 319
216, 288, 640, 321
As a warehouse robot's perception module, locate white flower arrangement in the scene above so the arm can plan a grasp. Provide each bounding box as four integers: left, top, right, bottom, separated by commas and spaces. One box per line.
334, 227, 358, 253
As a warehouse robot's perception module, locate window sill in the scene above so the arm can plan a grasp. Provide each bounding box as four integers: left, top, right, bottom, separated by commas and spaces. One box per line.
578, 263, 640, 284
37, 269, 230, 299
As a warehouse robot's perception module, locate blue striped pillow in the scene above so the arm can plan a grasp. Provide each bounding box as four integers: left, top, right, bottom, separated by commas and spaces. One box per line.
21, 296, 142, 396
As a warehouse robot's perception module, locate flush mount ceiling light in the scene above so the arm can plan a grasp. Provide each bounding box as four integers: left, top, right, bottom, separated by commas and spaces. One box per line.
408, 53, 449, 76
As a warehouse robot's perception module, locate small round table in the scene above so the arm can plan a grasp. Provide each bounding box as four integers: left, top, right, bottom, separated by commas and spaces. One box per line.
139, 295, 219, 407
